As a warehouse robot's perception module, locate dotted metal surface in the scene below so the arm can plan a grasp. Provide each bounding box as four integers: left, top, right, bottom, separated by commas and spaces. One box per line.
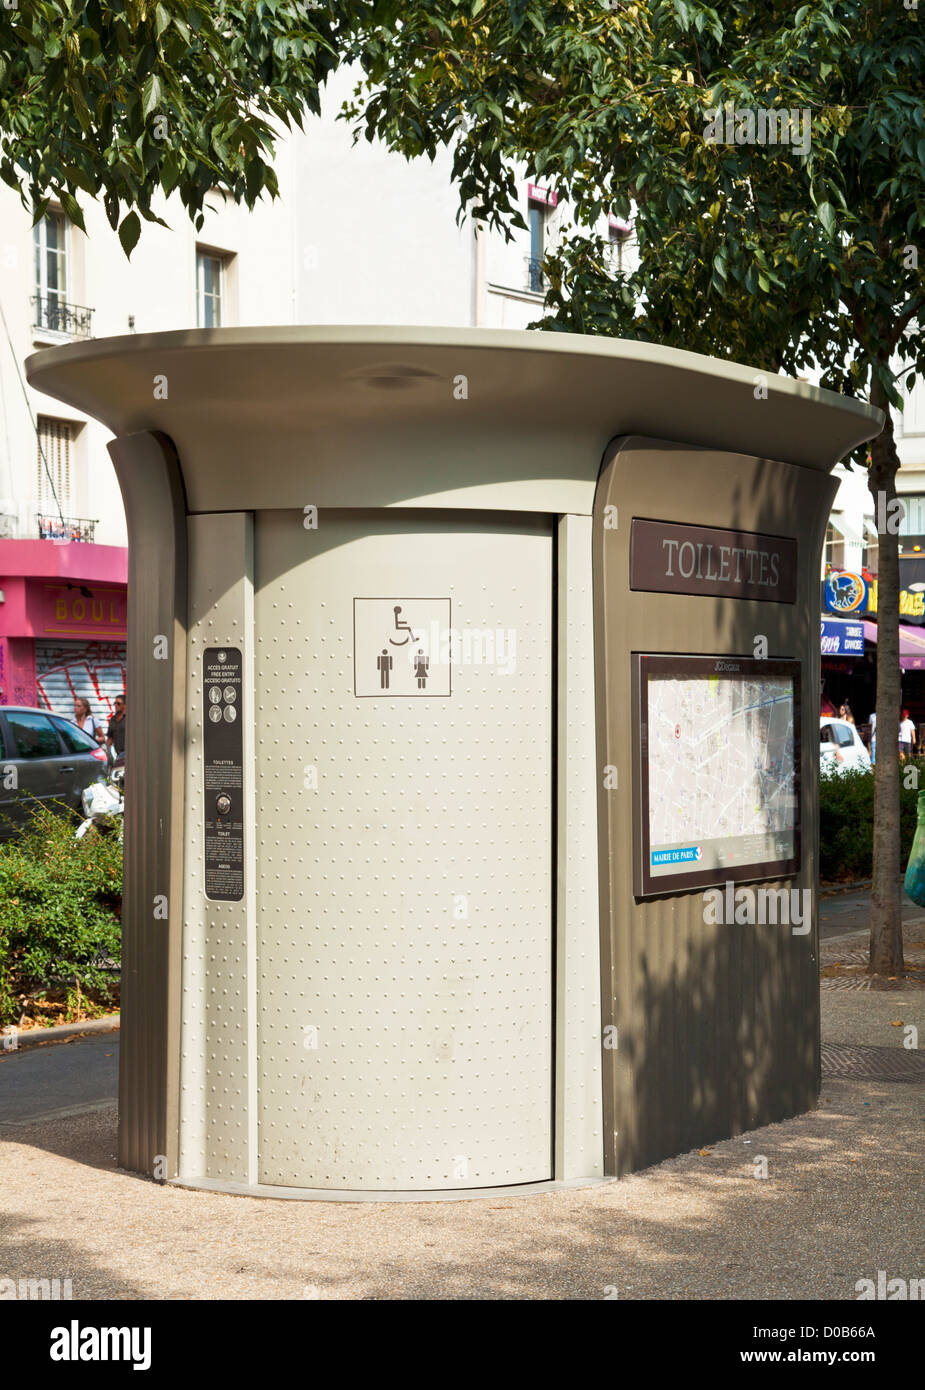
254, 512, 553, 1190
179, 513, 255, 1184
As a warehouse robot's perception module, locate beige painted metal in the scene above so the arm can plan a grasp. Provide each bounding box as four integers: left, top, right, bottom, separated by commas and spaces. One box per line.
106, 431, 186, 1180
555, 515, 604, 1179
27, 327, 880, 517
253, 510, 553, 1189
178, 513, 258, 1185
594, 436, 838, 1176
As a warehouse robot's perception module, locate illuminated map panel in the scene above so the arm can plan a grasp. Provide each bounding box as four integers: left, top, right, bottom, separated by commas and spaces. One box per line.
633, 655, 801, 897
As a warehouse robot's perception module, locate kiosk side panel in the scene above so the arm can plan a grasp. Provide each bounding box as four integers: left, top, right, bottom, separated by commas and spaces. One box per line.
108, 431, 188, 1179
594, 435, 837, 1176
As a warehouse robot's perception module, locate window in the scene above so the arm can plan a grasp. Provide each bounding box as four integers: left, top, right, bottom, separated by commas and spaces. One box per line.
824, 523, 845, 572
32, 212, 93, 336
5, 711, 62, 759
197, 249, 225, 327
608, 221, 633, 276
897, 495, 925, 535
36, 417, 74, 512
34, 212, 68, 323
862, 522, 879, 577
50, 716, 99, 753
527, 203, 546, 292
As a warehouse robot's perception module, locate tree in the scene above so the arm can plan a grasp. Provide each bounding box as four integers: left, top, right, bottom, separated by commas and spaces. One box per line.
342, 0, 924, 976
0, 0, 350, 253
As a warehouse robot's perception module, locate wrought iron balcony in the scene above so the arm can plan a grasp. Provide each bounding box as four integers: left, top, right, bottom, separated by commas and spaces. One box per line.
525, 256, 547, 293
37, 515, 97, 543
32, 295, 94, 338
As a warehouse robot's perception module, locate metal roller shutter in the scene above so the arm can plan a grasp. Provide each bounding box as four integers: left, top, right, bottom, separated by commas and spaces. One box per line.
35, 640, 126, 723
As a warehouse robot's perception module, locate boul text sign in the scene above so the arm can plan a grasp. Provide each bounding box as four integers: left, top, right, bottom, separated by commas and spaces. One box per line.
630, 520, 797, 604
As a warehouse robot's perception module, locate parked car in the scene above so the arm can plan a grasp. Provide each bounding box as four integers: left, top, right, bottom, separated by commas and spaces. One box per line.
820, 715, 872, 776
0, 705, 108, 838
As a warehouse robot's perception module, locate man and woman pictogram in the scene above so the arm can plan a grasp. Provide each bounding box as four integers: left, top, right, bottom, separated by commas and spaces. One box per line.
377, 605, 429, 689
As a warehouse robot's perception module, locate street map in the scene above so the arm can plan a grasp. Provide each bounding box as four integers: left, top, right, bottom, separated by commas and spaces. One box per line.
647, 674, 796, 849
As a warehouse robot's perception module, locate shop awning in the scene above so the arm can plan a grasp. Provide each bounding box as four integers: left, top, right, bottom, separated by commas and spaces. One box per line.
828, 511, 866, 546
863, 620, 925, 670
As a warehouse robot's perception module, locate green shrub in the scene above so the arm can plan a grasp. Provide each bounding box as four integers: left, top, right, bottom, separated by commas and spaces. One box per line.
0, 801, 122, 1027
820, 758, 925, 882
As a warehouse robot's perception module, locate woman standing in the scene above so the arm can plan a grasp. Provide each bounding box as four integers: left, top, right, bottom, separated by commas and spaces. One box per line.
73, 696, 104, 744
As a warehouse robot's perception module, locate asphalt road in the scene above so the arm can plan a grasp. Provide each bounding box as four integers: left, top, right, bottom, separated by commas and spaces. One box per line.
0, 1031, 119, 1127
819, 882, 925, 940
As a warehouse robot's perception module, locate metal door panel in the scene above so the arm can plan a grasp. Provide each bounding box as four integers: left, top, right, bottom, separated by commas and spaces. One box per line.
254, 511, 553, 1189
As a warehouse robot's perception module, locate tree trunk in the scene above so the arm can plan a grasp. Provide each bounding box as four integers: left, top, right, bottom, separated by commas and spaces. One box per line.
867, 376, 905, 977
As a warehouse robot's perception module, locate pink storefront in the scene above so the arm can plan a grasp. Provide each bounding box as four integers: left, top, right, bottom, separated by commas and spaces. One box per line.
0, 539, 127, 722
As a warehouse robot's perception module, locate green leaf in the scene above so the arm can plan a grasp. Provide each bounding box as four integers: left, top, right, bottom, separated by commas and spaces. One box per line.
142, 73, 162, 120
817, 201, 835, 235
61, 164, 96, 195
118, 211, 141, 258
58, 192, 86, 232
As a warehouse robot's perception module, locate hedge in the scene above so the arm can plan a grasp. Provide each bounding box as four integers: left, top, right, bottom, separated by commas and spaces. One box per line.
0, 801, 122, 1028
820, 758, 925, 883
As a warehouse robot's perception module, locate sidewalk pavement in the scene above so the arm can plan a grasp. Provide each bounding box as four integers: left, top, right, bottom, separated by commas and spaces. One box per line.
1, 964, 923, 1299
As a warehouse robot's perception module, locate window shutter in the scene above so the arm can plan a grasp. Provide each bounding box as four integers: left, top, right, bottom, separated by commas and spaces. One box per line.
36, 417, 73, 512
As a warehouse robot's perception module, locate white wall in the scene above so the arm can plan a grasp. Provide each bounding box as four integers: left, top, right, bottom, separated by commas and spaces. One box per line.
292, 68, 473, 326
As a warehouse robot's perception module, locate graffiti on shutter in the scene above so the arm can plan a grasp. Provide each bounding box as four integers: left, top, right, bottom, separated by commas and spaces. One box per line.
35, 641, 126, 721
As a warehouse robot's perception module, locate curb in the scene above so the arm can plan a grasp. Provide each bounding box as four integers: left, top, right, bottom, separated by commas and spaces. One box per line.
5, 1014, 120, 1051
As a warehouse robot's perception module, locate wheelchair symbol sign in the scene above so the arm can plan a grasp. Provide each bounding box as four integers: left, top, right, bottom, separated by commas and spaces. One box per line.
354, 597, 451, 697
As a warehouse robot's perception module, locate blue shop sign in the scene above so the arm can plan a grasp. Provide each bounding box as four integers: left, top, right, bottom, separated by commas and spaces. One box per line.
823, 569, 868, 614
821, 618, 865, 657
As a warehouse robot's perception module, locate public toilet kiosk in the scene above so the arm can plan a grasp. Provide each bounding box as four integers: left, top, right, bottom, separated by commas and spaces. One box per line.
27, 327, 882, 1198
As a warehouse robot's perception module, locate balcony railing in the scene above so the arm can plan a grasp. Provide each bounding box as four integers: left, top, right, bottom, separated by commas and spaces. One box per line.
32, 295, 94, 338
525, 256, 547, 294
38, 515, 97, 543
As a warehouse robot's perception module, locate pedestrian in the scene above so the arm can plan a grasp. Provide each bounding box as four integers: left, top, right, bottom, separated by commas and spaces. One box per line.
73, 696, 105, 744
838, 701, 855, 725
107, 692, 127, 758
899, 707, 916, 762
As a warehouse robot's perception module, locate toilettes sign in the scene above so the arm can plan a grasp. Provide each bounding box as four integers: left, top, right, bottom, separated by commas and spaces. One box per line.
630, 520, 797, 603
